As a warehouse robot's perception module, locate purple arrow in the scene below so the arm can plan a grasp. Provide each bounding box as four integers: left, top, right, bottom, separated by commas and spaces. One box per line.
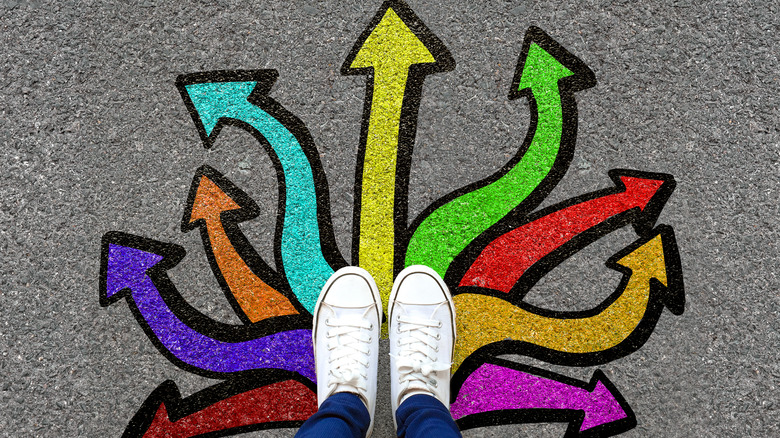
100, 232, 315, 382
451, 362, 634, 435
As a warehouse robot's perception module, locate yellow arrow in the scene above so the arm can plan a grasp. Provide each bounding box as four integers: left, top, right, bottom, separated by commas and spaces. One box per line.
453, 226, 684, 371
343, 1, 453, 320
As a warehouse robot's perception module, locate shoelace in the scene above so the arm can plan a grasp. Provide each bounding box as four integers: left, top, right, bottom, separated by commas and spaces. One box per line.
325, 308, 374, 396
390, 305, 451, 394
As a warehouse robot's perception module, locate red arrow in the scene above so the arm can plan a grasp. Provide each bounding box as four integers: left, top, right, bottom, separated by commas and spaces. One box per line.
139, 379, 316, 437
459, 170, 674, 293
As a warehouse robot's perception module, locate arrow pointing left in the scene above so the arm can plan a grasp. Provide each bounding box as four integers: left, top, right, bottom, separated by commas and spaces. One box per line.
99, 231, 315, 381
177, 70, 345, 314
123, 374, 316, 438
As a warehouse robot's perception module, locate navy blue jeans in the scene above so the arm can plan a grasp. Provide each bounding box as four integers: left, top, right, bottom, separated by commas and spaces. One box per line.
295, 393, 462, 438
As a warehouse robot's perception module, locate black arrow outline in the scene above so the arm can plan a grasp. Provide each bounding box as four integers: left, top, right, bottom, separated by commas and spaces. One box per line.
403, 26, 596, 278
122, 369, 315, 438
451, 225, 685, 388
342, 0, 455, 274
175, 70, 347, 285
452, 357, 637, 438
449, 169, 676, 303
181, 164, 309, 323
99, 231, 313, 379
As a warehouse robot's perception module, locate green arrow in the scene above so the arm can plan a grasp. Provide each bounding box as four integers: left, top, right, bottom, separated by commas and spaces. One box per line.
343, 1, 453, 310
404, 27, 596, 279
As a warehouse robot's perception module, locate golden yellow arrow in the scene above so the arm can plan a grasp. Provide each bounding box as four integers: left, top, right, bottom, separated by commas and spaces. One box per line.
453, 226, 684, 371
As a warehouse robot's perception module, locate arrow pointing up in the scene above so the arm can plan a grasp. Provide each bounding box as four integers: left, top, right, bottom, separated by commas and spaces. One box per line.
182, 165, 300, 324
177, 70, 345, 314
343, 0, 454, 314
405, 26, 596, 280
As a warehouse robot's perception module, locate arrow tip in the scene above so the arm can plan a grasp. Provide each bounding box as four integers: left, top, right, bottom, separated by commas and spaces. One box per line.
609, 169, 676, 234
613, 226, 685, 315
342, 1, 454, 74
182, 165, 260, 229
99, 232, 184, 306
579, 370, 635, 433
510, 27, 596, 99
176, 70, 279, 147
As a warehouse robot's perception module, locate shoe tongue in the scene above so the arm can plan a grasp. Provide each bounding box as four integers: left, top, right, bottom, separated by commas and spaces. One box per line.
329, 303, 375, 320
398, 302, 443, 320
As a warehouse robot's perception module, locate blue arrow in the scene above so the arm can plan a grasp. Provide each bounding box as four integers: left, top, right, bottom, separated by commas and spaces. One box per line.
177, 71, 339, 313
99, 232, 315, 381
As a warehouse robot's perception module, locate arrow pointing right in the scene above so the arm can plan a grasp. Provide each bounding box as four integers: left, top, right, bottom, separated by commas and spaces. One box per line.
458, 170, 676, 294
452, 225, 685, 371
451, 359, 636, 437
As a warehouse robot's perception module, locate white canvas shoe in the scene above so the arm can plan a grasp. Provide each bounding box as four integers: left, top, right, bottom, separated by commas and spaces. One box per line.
388, 265, 456, 425
313, 266, 381, 436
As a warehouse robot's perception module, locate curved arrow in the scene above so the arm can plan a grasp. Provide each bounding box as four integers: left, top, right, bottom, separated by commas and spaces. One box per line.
182, 165, 301, 323
343, 0, 454, 308
99, 231, 315, 381
176, 70, 345, 314
457, 170, 676, 295
123, 372, 316, 438
451, 359, 636, 437
452, 225, 684, 373
405, 27, 596, 278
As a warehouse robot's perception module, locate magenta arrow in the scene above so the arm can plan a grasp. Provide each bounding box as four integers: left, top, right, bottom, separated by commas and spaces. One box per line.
459, 170, 674, 293
451, 361, 635, 435
99, 232, 315, 381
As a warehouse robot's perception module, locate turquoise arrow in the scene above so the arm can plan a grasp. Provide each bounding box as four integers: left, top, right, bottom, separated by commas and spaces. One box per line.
404, 27, 596, 279
177, 70, 342, 314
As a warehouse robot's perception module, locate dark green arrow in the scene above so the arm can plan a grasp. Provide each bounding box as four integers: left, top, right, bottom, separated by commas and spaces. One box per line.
404, 27, 596, 278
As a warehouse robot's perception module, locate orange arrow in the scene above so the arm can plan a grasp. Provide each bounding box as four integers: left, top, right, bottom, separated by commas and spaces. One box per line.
182, 165, 298, 323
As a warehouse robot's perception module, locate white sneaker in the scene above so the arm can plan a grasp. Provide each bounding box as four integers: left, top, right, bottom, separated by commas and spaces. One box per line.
388, 265, 456, 425
313, 266, 381, 436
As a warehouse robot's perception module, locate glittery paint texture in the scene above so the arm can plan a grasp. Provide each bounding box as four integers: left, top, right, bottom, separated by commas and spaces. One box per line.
144, 380, 316, 437
453, 231, 675, 372
99, 5, 686, 435
343, 1, 453, 323
103, 240, 315, 381
185, 173, 298, 322
184, 80, 334, 313
451, 361, 633, 433
460, 175, 667, 292
405, 39, 591, 279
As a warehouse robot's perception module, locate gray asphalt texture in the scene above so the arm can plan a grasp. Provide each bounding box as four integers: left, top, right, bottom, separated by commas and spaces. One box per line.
2, 0, 778, 436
